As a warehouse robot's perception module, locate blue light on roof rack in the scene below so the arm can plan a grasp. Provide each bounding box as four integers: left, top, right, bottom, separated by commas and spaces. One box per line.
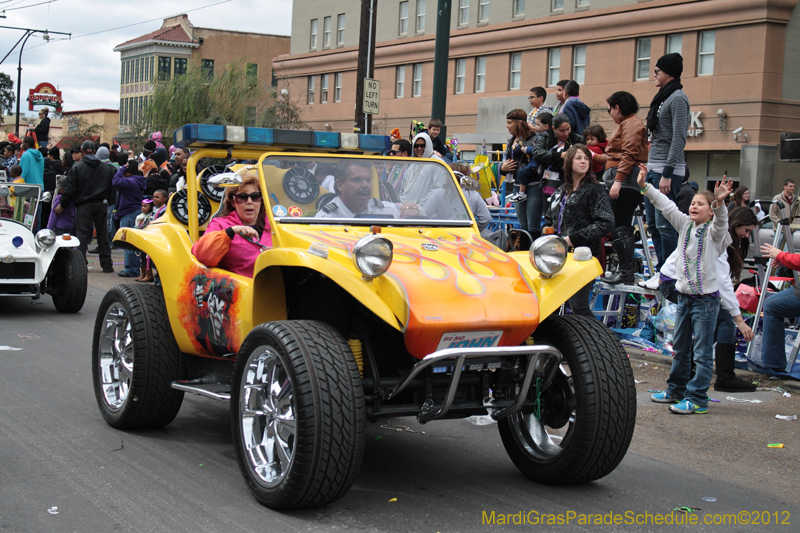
360, 134, 390, 152
245, 127, 274, 145
174, 124, 226, 147
314, 131, 340, 148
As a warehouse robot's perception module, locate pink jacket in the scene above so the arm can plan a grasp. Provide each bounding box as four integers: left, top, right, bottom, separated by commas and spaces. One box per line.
191, 211, 272, 277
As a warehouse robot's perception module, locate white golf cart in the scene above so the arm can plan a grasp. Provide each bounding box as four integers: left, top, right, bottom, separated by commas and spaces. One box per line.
0, 182, 87, 312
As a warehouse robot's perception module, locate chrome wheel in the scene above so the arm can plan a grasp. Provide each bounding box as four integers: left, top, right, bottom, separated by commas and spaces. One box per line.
508, 361, 576, 461
240, 346, 296, 486
98, 303, 134, 410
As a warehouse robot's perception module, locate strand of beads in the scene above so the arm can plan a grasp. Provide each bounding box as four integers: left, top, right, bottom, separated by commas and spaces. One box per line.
683, 220, 711, 294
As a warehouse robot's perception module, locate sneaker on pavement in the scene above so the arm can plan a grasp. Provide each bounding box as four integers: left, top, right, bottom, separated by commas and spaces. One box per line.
117, 271, 136, 278
650, 390, 677, 403
102, 267, 114, 273
88, 247, 100, 254
670, 399, 707, 414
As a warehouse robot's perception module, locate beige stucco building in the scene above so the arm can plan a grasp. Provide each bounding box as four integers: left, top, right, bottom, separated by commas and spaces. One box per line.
275, 0, 800, 198
114, 14, 291, 132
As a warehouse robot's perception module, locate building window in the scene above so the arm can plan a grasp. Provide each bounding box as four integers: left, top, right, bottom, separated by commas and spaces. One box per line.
310, 19, 318, 49
416, 0, 426, 32
475, 57, 486, 92
321, 74, 329, 103
334, 73, 342, 102
399, 1, 409, 34
577, 0, 589, 7
552, 0, 564, 10
509, 52, 521, 90
149, 57, 154, 80
175, 58, 187, 77
459, 0, 469, 26
337, 14, 345, 45
413, 64, 422, 97
698, 30, 715, 75
158, 56, 171, 80
396, 66, 405, 98
513, 0, 524, 17
135, 58, 140, 84
572, 45, 586, 84
308, 76, 315, 104
247, 63, 258, 84
202, 59, 214, 79
667, 34, 682, 55
455, 59, 466, 94
636, 38, 650, 81
120, 63, 125, 84
144, 57, 151, 82
323, 16, 331, 47
479, 0, 489, 22
548, 48, 560, 87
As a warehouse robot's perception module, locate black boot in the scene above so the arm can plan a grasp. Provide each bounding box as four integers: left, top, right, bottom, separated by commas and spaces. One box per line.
714, 343, 756, 392
605, 227, 635, 285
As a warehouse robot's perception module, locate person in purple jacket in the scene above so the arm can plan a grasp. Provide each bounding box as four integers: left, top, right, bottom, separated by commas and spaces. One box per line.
112, 159, 146, 278
47, 176, 76, 235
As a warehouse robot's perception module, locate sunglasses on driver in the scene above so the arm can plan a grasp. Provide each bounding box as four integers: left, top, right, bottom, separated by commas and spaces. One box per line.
233, 192, 263, 204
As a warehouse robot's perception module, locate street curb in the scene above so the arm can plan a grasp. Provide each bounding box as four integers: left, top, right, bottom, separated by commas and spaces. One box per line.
625, 347, 800, 393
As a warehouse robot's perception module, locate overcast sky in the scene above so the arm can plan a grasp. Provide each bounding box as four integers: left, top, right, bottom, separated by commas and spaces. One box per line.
0, 0, 293, 116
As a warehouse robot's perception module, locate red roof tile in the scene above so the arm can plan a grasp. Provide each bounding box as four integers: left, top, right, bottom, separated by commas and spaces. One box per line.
116, 25, 195, 48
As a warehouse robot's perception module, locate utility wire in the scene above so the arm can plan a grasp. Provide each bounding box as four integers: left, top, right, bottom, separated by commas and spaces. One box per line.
3, 0, 60, 12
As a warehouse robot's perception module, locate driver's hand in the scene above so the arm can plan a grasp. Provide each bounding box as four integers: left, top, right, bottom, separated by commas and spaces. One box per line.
54, 205, 64, 215
233, 225, 258, 239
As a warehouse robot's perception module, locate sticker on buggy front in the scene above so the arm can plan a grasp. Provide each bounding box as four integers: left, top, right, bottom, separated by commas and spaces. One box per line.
437, 331, 503, 350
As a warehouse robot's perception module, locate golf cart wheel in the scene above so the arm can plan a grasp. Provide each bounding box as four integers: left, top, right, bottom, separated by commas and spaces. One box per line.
498, 315, 636, 484
92, 284, 184, 429
231, 320, 365, 509
48, 248, 88, 313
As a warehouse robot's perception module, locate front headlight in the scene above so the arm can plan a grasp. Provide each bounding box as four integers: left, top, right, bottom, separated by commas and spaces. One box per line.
529, 235, 567, 277
352, 235, 393, 280
35, 229, 57, 249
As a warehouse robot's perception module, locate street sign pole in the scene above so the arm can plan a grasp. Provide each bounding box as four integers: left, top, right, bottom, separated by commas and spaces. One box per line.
431, 0, 452, 140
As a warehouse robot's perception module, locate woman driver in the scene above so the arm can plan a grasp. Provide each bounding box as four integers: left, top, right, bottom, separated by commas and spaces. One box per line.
192, 172, 272, 277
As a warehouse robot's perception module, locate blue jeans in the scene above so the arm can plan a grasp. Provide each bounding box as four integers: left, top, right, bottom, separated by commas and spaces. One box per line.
667, 293, 720, 408
514, 184, 544, 237
761, 289, 800, 370
107, 205, 116, 243
119, 212, 139, 275
643, 170, 683, 267
714, 305, 735, 344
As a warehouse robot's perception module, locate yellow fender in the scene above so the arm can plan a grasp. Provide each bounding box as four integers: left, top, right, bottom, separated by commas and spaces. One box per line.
507, 252, 603, 321
254, 249, 402, 332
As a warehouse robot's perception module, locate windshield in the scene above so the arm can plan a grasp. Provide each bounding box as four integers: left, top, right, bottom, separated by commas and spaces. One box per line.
0, 183, 42, 230
260, 156, 472, 225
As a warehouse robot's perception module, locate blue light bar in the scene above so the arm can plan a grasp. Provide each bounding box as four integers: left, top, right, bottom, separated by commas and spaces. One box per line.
314, 131, 340, 148
173, 124, 390, 153
359, 134, 390, 152
246, 127, 274, 145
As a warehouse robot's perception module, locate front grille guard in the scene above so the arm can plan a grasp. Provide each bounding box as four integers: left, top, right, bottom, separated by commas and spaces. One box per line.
387, 345, 561, 424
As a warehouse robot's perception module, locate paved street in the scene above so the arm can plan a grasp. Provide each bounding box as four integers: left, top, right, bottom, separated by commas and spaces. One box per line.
1, 260, 798, 532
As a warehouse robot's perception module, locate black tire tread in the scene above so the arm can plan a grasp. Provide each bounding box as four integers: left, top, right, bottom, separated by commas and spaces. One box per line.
50, 248, 88, 313
232, 320, 365, 509
500, 314, 636, 484
92, 284, 184, 429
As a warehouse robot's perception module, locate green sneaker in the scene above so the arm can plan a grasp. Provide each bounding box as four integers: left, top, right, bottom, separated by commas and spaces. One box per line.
670, 399, 707, 414
650, 390, 677, 403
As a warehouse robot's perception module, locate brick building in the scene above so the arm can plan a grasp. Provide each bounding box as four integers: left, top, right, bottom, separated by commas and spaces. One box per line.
114, 14, 290, 132
274, 0, 800, 197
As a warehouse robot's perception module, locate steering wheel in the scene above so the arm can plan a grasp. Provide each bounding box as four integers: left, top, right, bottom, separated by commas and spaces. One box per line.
170, 189, 213, 226
282, 167, 320, 204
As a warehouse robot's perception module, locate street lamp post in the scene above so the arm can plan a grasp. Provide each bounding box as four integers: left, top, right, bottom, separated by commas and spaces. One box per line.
0, 25, 71, 136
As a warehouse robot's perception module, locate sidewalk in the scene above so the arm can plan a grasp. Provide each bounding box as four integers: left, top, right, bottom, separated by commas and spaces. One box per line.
625, 346, 800, 393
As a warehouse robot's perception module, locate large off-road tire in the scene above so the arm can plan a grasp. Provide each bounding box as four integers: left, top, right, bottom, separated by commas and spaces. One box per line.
498, 314, 636, 484
48, 248, 87, 313
92, 284, 184, 429
231, 321, 366, 509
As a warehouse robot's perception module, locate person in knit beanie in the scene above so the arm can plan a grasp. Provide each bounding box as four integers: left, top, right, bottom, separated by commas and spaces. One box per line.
642, 52, 690, 268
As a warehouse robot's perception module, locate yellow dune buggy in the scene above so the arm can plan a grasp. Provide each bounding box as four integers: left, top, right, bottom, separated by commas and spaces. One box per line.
92, 125, 636, 509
